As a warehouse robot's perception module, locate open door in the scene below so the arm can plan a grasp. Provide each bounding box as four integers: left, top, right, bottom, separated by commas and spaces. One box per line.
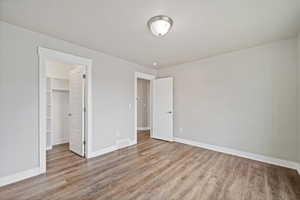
69, 66, 85, 157
153, 77, 173, 141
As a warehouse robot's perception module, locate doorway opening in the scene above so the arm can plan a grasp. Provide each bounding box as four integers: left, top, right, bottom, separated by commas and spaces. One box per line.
134, 72, 174, 145
46, 60, 86, 155
137, 78, 151, 143
134, 72, 155, 144
38, 47, 92, 173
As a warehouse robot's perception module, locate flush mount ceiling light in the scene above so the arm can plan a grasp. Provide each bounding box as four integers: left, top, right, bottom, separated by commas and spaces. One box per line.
147, 15, 173, 37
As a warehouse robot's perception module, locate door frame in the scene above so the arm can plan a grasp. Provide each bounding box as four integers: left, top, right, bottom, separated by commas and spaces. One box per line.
38, 47, 93, 173
134, 72, 155, 144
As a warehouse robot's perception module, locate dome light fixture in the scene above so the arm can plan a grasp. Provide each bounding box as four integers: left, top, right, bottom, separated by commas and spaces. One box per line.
147, 15, 173, 37
152, 61, 158, 66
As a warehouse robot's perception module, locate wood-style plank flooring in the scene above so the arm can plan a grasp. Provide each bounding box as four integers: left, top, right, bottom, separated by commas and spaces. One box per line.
1, 131, 300, 200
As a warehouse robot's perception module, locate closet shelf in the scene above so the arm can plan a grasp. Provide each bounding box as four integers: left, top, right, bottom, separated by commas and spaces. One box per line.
52, 88, 69, 92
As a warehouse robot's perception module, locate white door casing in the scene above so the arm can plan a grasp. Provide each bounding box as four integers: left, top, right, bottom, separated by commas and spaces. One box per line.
153, 77, 173, 141
69, 67, 85, 156
39, 47, 93, 175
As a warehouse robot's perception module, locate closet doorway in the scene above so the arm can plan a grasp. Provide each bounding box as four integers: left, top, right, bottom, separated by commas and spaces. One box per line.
46, 60, 86, 157
38, 47, 92, 173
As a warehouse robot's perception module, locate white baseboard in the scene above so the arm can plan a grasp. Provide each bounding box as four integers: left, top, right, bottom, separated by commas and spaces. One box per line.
88, 145, 118, 158
89, 138, 136, 159
174, 137, 299, 171
2, 139, 298, 188
0, 167, 43, 187
137, 127, 150, 131
1, 138, 136, 187
116, 138, 136, 149
116, 138, 131, 149
52, 139, 69, 147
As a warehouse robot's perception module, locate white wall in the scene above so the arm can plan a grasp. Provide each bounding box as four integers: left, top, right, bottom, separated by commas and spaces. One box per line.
47, 62, 71, 147
46, 60, 76, 79
137, 79, 150, 129
52, 78, 70, 146
159, 39, 298, 162
51, 78, 69, 91
0, 21, 156, 178
52, 90, 69, 145
46, 78, 70, 149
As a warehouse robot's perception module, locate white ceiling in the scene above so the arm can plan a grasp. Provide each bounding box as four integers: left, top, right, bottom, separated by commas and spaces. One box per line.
1, 0, 300, 68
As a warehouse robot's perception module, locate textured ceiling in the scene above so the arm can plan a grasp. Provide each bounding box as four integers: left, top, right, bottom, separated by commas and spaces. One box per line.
1, 0, 300, 68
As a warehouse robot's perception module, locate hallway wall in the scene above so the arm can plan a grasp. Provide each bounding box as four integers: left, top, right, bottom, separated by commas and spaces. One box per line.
137, 79, 150, 129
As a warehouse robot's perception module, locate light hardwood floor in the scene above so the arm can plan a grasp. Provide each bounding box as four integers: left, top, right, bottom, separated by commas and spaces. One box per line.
0, 131, 300, 200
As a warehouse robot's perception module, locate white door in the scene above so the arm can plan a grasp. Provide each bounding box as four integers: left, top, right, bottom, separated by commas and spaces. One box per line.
69, 67, 85, 157
153, 77, 173, 141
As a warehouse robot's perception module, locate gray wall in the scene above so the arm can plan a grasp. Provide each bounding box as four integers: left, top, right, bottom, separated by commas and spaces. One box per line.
159, 39, 298, 162
298, 34, 300, 163
137, 79, 150, 128
0, 21, 155, 177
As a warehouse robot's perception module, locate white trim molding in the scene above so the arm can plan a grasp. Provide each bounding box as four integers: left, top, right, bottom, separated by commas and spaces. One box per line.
89, 145, 118, 158
0, 167, 43, 187
135, 72, 156, 80
137, 127, 151, 131
38, 47, 93, 165
46, 146, 52, 151
174, 137, 299, 171
38, 47, 92, 66
297, 163, 300, 175
89, 138, 136, 158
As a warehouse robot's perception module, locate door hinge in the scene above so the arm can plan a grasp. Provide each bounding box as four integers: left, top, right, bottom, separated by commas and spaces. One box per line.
83, 107, 86, 112
83, 141, 86, 145
82, 74, 86, 79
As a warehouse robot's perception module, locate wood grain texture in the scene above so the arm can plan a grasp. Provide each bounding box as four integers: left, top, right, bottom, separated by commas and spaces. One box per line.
0, 131, 299, 200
